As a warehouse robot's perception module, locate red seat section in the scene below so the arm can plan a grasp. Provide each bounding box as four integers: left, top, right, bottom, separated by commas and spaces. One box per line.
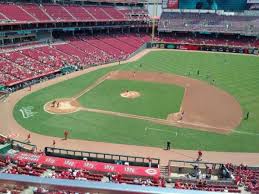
0, 34, 149, 86
84, 6, 111, 21
64, 5, 94, 21
101, 7, 125, 20
42, 4, 75, 21
0, 3, 35, 21
21, 4, 52, 21
0, 3, 149, 23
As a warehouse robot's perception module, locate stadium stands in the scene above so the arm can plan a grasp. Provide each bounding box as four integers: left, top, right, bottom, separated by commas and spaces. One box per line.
0, 137, 258, 193
226, 163, 259, 193
0, 3, 35, 22
1, 146, 259, 193
159, 33, 259, 48
0, 150, 162, 189
158, 11, 259, 35
174, 180, 241, 193
0, 34, 151, 86
0, 3, 148, 23
20, 4, 52, 21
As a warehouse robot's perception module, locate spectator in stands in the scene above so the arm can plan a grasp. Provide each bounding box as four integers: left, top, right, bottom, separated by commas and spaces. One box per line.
101, 174, 110, 183
133, 177, 140, 184
220, 164, 231, 179
175, 181, 181, 189
205, 164, 212, 179
160, 176, 166, 187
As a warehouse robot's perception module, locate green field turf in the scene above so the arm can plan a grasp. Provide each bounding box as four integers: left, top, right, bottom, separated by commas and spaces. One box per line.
13, 50, 259, 152
78, 80, 184, 118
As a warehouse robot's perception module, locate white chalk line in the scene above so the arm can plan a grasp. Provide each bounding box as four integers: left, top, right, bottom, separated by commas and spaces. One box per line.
233, 130, 259, 136
145, 127, 259, 137
145, 127, 178, 136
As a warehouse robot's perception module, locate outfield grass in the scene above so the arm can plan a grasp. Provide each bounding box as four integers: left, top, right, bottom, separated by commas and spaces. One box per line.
13, 50, 259, 152
78, 80, 184, 118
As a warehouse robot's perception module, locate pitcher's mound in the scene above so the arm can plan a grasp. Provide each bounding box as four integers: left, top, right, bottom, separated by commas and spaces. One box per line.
44, 98, 81, 114
120, 91, 140, 99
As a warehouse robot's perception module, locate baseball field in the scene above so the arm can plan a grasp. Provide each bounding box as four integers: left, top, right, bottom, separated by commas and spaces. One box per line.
13, 50, 259, 152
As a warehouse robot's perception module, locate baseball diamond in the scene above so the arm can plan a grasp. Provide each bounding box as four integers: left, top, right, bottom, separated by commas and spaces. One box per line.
1, 1, 259, 193
11, 50, 259, 152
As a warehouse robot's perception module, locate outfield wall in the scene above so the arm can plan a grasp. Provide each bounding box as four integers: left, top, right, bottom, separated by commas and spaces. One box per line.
153, 42, 259, 55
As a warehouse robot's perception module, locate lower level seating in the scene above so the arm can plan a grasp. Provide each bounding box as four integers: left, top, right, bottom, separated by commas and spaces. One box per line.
0, 33, 149, 86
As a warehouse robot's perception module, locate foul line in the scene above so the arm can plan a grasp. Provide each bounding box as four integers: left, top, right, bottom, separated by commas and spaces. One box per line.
145, 127, 178, 136
233, 130, 259, 136
73, 73, 110, 100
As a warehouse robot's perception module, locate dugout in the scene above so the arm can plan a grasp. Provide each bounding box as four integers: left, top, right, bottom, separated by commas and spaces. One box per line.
45, 146, 160, 168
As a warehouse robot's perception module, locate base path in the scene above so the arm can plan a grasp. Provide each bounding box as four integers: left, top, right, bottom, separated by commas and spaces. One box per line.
0, 49, 258, 166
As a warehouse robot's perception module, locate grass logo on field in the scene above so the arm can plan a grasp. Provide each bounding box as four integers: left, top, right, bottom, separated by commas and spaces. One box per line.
19, 106, 37, 119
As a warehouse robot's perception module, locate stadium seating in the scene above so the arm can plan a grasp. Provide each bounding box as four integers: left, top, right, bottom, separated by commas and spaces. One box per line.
20, 4, 52, 21
226, 163, 259, 193
42, 4, 75, 21
0, 184, 28, 194
174, 180, 241, 193
0, 34, 151, 86
102, 7, 125, 20
0, 3, 149, 23
158, 12, 259, 35
63, 5, 94, 21
0, 3, 35, 22
160, 34, 258, 48
84, 6, 112, 21
0, 151, 163, 189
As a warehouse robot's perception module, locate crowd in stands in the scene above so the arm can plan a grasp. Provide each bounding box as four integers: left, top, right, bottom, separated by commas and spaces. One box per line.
158, 12, 259, 35
0, 3, 149, 23
1, 31, 258, 88
227, 163, 259, 193
170, 161, 259, 193
46, 167, 163, 187
0, 33, 150, 87
0, 144, 258, 193
159, 33, 259, 48
0, 184, 28, 194
175, 180, 241, 193
0, 150, 164, 194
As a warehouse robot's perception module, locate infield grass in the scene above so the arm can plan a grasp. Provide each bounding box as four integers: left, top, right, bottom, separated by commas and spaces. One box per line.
13, 50, 259, 152
78, 80, 184, 118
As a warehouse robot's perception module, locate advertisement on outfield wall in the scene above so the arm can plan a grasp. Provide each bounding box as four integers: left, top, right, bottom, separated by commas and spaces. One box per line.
157, 42, 258, 55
